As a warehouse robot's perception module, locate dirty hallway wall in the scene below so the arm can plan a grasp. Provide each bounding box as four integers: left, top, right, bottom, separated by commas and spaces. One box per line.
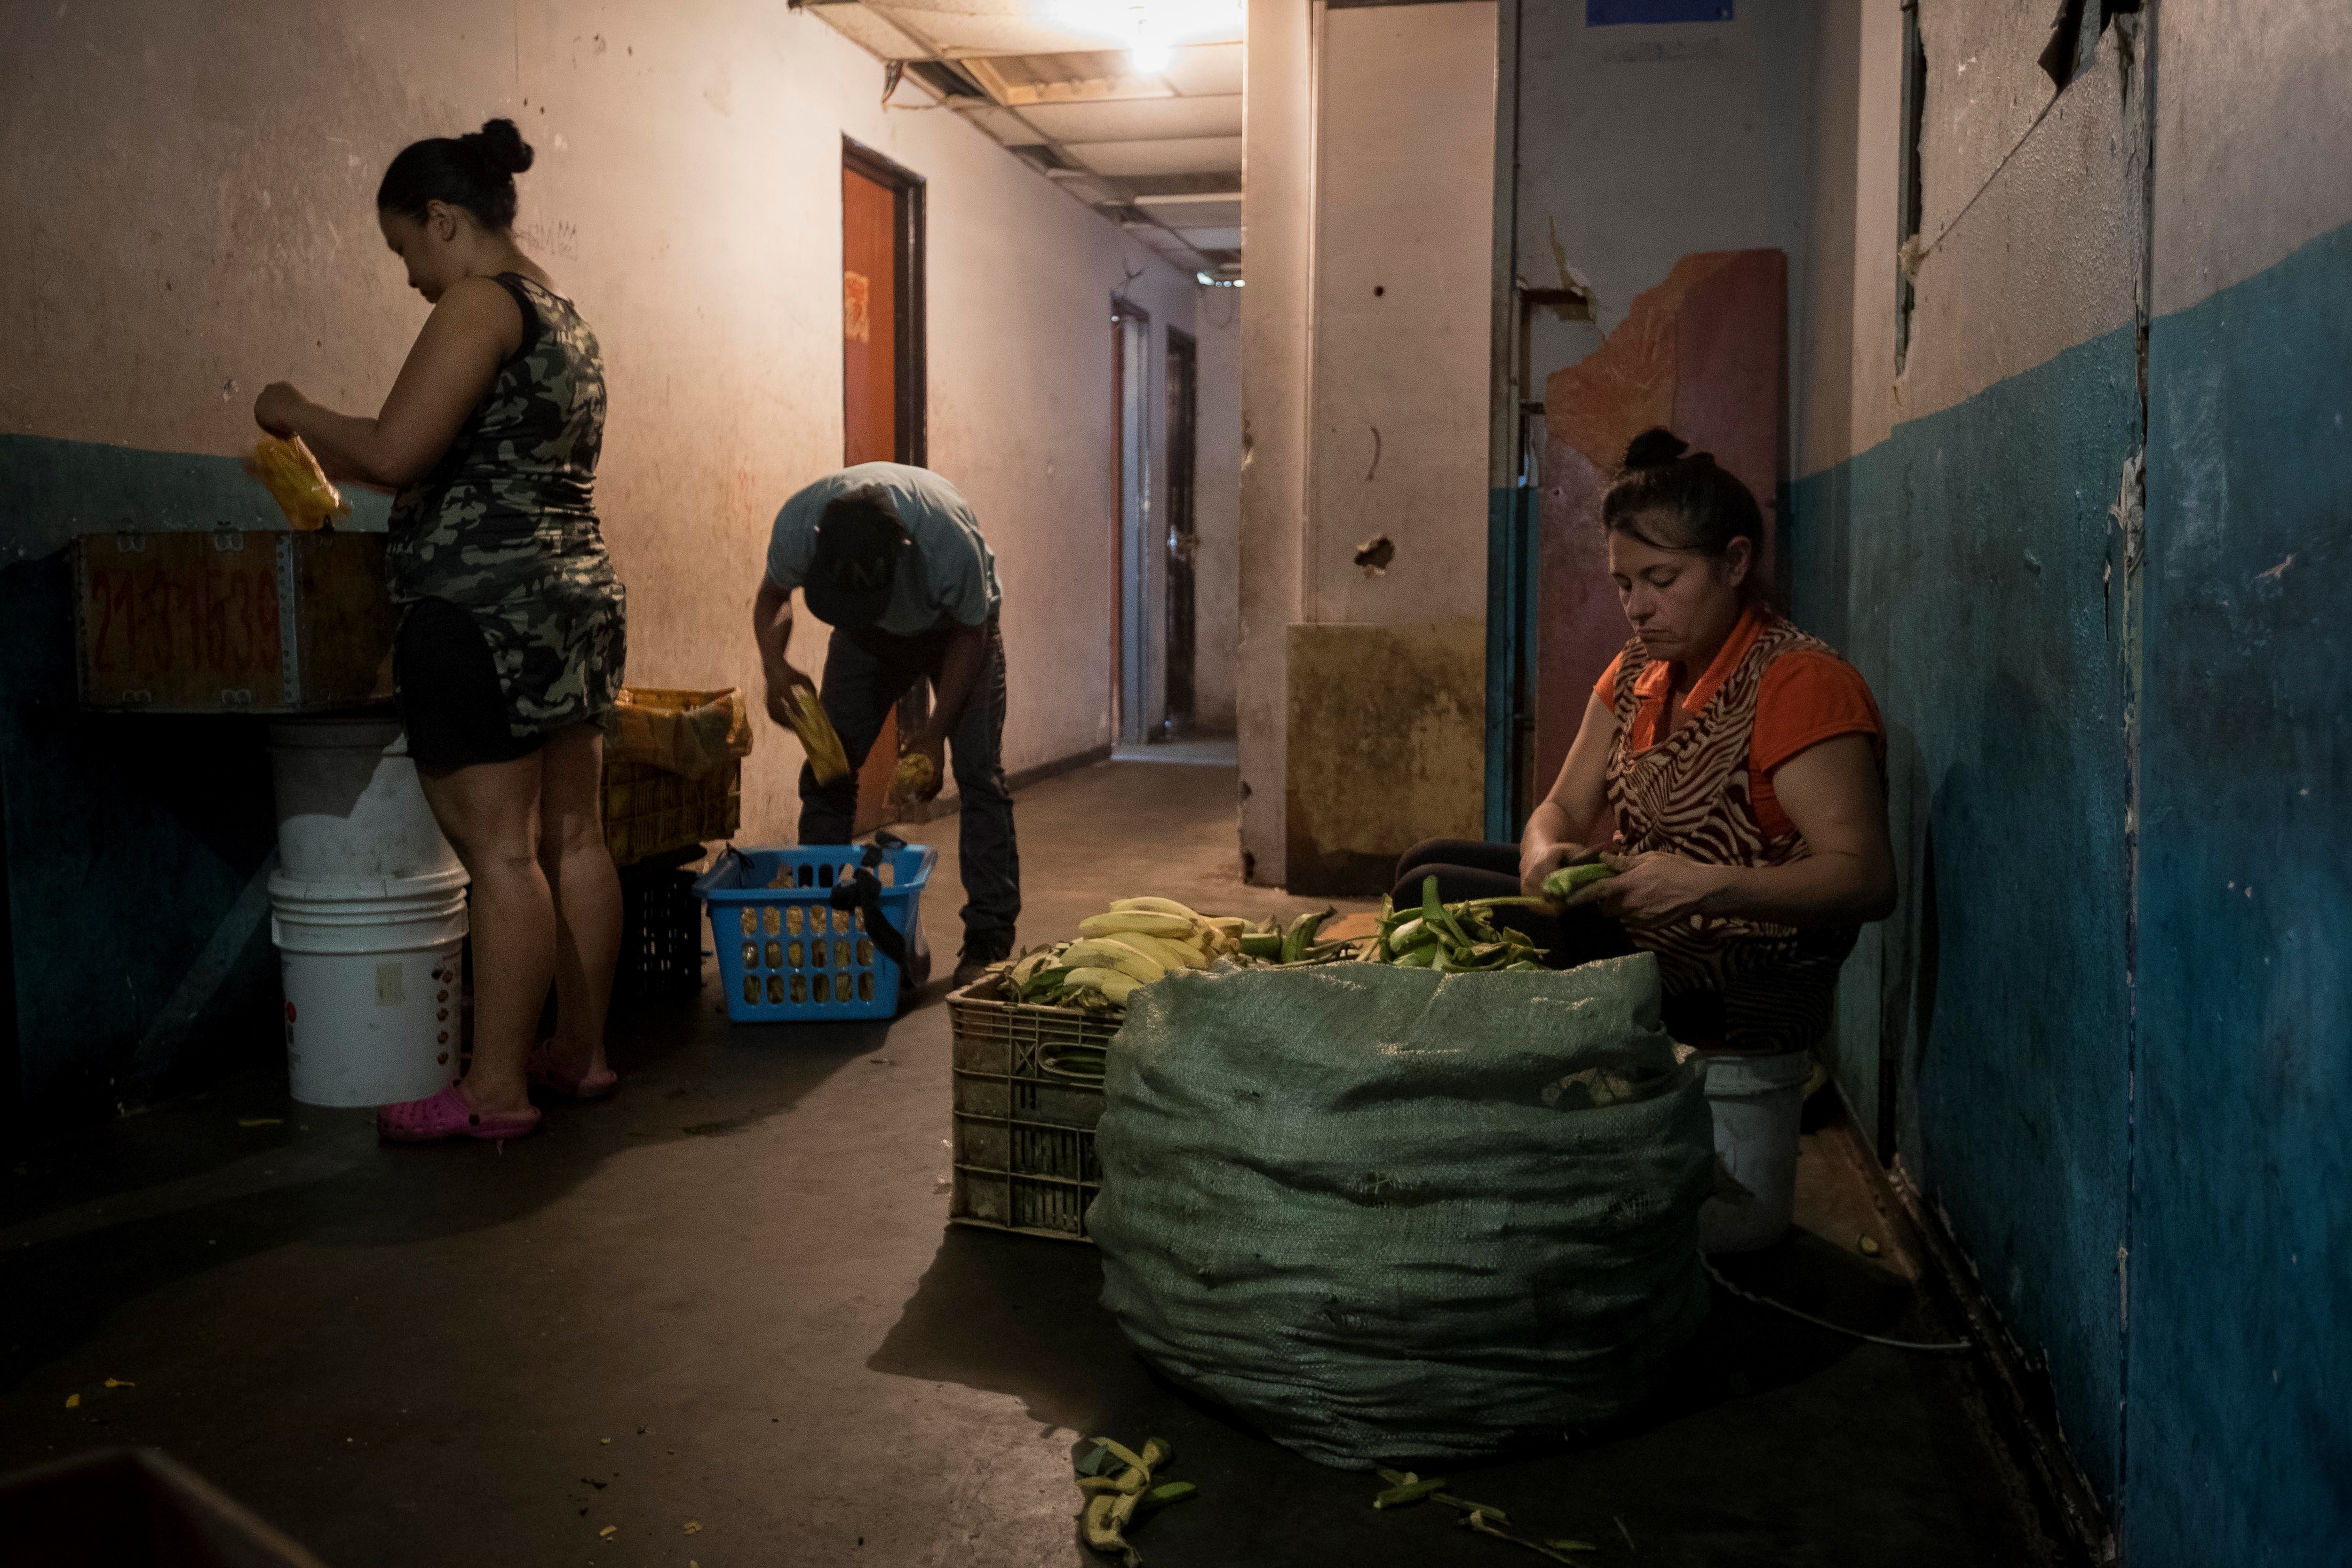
1792, 0, 2352, 1558
0, 0, 1201, 1122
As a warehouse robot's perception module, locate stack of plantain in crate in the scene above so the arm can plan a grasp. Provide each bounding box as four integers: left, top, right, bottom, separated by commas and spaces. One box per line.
944, 896, 1356, 1242
945, 879, 1578, 1242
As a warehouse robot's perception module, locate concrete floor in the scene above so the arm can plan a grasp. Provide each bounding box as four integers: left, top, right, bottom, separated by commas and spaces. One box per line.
0, 760, 2053, 1567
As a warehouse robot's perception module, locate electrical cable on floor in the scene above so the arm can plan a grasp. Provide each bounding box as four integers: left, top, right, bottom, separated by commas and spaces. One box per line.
1703, 1257, 1974, 1354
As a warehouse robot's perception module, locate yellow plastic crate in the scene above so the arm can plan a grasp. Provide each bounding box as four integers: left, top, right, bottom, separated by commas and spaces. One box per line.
601, 686, 747, 867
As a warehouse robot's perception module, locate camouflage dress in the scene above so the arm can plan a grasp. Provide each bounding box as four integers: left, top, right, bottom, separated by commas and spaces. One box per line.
386, 273, 626, 738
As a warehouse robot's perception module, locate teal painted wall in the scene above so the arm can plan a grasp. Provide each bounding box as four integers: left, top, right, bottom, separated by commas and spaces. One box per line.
1791, 222, 2352, 1557
0, 436, 388, 1131
1789, 321, 2141, 1500
0, 433, 389, 564
2129, 223, 2352, 1563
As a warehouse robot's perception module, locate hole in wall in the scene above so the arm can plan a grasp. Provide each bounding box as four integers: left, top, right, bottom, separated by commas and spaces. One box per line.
1895, 1, 1927, 374
2039, 0, 2142, 92
1354, 535, 1397, 577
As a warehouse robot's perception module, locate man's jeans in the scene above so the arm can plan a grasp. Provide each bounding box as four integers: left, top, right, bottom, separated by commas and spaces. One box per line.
797, 619, 1020, 959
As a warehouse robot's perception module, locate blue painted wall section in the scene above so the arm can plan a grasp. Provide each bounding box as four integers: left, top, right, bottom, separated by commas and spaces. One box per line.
1790, 322, 2141, 1500
0, 433, 390, 563
1792, 222, 2352, 1557
0, 436, 347, 1134
2130, 221, 2352, 1565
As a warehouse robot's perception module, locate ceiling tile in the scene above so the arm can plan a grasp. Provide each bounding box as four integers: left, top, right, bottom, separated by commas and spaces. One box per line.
947, 100, 1046, 142
1067, 135, 1244, 177
1169, 225, 1242, 250
1134, 192, 1242, 228
1016, 94, 1242, 143
872, 3, 1103, 57
1161, 41, 1244, 96
960, 50, 1175, 104
805, 2, 933, 60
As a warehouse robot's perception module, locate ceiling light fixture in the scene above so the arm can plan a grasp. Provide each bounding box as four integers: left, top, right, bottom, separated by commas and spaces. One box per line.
1039, 0, 1243, 73
1128, 3, 1172, 73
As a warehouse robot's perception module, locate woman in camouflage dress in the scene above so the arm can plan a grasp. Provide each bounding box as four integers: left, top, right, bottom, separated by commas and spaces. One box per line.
254, 119, 627, 1142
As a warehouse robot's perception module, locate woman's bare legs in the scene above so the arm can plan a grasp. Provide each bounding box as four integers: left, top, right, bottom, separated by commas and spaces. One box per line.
536, 724, 620, 1082
417, 752, 552, 1116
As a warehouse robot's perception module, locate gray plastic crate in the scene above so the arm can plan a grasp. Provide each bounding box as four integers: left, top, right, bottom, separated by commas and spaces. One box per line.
946, 975, 1120, 1242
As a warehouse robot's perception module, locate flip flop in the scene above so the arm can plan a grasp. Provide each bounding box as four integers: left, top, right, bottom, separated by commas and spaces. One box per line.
378, 1083, 542, 1143
527, 1038, 619, 1100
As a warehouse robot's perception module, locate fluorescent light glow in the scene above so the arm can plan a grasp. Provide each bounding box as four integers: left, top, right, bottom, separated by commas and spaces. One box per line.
1038, 0, 1244, 68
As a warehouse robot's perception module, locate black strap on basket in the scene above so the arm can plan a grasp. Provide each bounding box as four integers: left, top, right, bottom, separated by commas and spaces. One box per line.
830, 832, 912, 972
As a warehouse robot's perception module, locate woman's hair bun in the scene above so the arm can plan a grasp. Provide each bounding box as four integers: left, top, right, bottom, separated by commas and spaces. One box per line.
1621, 427, 1691, 471
462, 118, 535, 177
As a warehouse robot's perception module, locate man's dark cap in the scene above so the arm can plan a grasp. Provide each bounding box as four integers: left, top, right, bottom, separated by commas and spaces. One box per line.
805, 486, 909, 629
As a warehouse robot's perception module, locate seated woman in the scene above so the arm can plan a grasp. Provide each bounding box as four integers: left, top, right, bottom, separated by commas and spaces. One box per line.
1395, 428, 1896, 1054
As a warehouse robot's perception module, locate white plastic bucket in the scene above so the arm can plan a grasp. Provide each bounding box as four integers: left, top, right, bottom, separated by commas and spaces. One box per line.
267, 719, 461, 883
271, 867, 470, 1107
1695, 1048, 1813, 1253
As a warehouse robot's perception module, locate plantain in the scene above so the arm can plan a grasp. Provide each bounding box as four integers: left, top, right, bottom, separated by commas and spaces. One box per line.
1543, 861, 1616, 899
1110, 897, 1207, 923
1060, 939, 1167, 983
1078, 910, 1200, 941
1063, 967, 1139, 1005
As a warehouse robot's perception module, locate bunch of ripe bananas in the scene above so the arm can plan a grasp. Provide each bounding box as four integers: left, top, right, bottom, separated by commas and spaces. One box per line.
993, 898, 1246, 1013
783, 688, 851, 785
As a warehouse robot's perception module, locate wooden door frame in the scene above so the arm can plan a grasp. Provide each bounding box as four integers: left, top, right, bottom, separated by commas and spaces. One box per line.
842, 137, 927, 466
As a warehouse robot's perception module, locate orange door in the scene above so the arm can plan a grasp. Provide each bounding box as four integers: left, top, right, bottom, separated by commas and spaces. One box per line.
842, 167, 898, 467
843, 164, 900, 831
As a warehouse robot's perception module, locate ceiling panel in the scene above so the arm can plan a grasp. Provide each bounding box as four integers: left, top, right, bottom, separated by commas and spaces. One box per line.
808, 7, 1246, 265
1170, 225, 1242, 250
1042, 169, 1127, 205
960, 50, 1174, 104
1162, 41, 1244, 96
1068, 135, 1244, 177
806, 2, 933, 60
844, 0, 1240, 60
1016, 94, 1242, 143
949, 101, 1046, 142
1134, 192, 1242, 228
867, 3, 1105, 57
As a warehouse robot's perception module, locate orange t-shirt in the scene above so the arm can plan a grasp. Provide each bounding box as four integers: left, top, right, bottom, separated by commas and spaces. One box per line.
1592, 609, 1883, 841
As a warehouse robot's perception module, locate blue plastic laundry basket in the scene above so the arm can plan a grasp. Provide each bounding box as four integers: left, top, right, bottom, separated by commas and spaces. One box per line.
697, 840, 936, 1022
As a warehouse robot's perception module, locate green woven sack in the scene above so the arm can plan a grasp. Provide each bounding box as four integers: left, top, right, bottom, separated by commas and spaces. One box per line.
1088, 953, 1714, 1468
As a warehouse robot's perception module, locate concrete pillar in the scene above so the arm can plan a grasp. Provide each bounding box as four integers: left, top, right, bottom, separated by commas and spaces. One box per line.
1240, 0, 1497, 890
1237, 0, 1315, 885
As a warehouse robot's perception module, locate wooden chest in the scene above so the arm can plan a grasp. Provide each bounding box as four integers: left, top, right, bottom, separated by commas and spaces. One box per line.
74, 528, 395, 712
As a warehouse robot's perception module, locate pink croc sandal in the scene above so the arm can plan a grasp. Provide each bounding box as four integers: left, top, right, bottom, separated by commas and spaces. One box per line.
527, 1039, 619, 1100
378, 1083, 542, 1143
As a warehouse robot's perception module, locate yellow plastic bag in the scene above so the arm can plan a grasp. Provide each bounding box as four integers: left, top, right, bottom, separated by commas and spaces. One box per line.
891, 750, 936, 804
601, 688, 752, 779
248, 434, 349, 530
787, 688, 851, 786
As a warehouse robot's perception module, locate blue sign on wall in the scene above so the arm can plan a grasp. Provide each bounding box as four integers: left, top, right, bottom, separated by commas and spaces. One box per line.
1587, 0, 1733, 23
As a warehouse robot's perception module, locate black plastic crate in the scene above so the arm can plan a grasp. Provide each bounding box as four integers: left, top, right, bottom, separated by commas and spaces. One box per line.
616, 861, 706, 1001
